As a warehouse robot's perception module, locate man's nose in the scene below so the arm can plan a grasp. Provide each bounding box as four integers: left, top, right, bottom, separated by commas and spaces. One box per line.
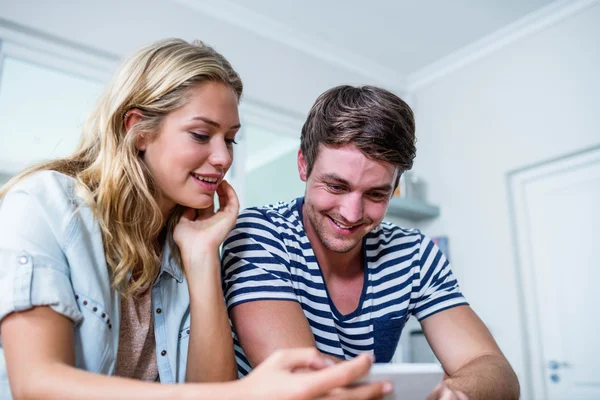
339, 194, 364, 224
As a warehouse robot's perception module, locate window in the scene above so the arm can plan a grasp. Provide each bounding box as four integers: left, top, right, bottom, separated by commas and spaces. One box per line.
0, 56, 104, 172
0, 23, 116, 183
235, 102, 305, 207
240, 124, 302, 207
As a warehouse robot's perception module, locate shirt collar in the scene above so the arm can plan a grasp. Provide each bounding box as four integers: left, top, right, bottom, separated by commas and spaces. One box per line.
157, 240, 184, 283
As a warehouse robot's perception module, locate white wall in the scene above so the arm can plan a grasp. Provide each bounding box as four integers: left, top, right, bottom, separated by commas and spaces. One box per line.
411, 5, 600, 398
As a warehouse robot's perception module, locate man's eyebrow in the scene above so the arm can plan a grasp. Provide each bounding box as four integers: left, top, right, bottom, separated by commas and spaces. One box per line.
368, 184, 394, 193
190, 116, 241, 130
321, 173, 351, 186
321, 173, 393, 192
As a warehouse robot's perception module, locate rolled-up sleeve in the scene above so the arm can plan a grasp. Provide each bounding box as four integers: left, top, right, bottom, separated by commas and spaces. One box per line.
411, 235, 468, 320
0, 186, 82, 325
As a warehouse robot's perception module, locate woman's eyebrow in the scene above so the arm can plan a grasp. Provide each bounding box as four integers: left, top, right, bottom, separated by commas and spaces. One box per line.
189, 116, 241, 130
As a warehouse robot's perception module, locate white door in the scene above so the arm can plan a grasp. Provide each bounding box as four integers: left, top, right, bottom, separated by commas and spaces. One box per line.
511, 147, 600, 400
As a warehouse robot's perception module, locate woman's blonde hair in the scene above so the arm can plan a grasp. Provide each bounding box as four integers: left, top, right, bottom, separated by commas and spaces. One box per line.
0, 38, 243, 295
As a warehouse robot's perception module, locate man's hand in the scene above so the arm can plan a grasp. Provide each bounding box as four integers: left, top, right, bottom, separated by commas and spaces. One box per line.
426, 383, 469, 400
421, 306, 519, 399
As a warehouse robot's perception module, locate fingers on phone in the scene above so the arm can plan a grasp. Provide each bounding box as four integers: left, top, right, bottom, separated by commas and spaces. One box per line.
349, 381, 393, 399
270, 348, 325, 370
306, 353, 373, 395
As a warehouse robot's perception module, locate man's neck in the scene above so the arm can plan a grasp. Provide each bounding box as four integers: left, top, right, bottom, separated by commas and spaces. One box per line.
302, 205, 366, 315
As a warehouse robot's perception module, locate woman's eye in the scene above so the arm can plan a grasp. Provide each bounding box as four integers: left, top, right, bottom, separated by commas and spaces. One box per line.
225, 138, 238, 145
190, 132, 209, 142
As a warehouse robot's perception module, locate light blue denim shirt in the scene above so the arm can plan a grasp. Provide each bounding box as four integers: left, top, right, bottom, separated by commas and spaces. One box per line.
0, 171, 191, 399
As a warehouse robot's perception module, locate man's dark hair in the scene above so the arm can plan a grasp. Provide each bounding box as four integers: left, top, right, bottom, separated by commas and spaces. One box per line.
300, 85, 416, 186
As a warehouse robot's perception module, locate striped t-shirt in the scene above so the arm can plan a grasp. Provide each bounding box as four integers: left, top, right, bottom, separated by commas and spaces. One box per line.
222, 197, 468, 376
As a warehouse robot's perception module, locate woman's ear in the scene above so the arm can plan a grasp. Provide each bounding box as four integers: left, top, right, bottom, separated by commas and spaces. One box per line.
124, 109, 146, 151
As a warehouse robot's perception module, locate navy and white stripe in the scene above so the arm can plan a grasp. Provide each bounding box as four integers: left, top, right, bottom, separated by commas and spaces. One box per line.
222, 197, 467, 376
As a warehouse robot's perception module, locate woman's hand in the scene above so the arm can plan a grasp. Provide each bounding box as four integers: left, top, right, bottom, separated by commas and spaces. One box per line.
236, 349, 392, 400
173, 180, 239, 270
174, 180, 239, 382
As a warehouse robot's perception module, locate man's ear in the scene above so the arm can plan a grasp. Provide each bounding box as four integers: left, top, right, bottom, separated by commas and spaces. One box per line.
298, 149, 308, 182
124, 109, 146, 151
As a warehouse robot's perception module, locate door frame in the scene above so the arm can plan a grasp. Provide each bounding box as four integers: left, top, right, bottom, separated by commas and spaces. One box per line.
507, 145, 600, 400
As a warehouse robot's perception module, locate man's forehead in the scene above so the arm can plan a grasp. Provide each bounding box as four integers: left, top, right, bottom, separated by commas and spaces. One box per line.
315, 144, 395, 169
314, 145, 397, 188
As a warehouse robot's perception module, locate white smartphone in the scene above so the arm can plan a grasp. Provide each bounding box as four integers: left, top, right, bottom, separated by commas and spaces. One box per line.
356, 363, 444, 400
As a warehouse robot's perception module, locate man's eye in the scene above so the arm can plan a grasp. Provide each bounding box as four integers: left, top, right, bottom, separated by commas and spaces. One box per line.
369, 192, 387, 201
327, 184, 344, 192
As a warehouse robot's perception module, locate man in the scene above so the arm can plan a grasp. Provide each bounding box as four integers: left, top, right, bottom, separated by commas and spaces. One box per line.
222, 85, 519, 399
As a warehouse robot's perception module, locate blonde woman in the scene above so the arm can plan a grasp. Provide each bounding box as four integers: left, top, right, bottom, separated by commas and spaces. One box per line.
0, 39, 389, 399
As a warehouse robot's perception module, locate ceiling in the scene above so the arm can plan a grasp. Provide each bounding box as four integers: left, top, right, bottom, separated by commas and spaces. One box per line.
175, 0, 579, 174
179, 0, 569, 90
226, 0, 553, 75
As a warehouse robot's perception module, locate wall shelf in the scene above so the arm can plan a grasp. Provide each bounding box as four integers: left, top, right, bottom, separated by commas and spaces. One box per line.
386, 197, 440, 221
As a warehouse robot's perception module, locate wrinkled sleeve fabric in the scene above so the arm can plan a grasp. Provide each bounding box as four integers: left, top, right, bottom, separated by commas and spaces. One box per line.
221, 208, 297, 310
0, 179, 82, 327
411, 234, 468, 321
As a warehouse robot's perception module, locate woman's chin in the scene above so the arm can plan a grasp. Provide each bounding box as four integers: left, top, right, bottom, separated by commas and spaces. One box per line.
181, 194, 214, 210
177, 194, 215, 210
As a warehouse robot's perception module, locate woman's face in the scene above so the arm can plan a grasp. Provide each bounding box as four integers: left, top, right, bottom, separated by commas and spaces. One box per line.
135, 82, 240, 214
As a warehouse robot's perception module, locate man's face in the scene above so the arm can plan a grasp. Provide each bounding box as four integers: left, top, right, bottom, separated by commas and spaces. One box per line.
298, 144, 398, 254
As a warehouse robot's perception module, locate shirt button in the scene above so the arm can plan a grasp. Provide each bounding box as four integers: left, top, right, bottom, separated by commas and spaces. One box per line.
156, 308, 162, 314
161, 350, 167, 356
18, 256, 28, 264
